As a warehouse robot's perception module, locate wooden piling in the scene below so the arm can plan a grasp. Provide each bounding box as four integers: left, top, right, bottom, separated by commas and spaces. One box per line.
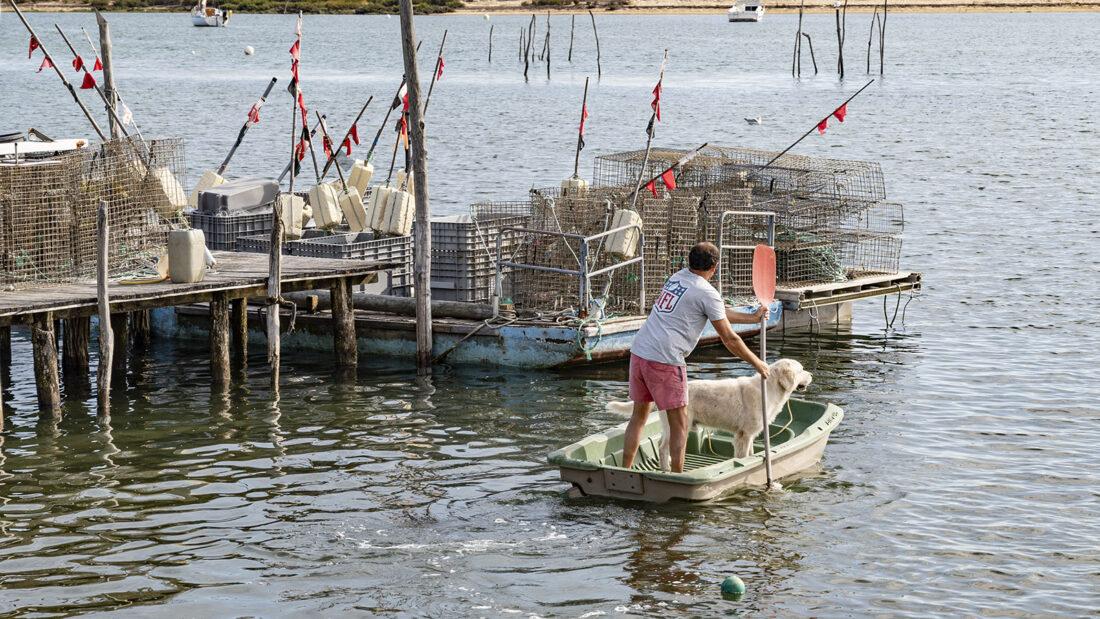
131, 309, 151, 346
62, 317, 91, 375
588, 10, 601, 79
231, 297, 248, 362
31, 313, 61, 417
331, 278, 357, 369
97, 201, 112, 413
95, 8, 120, 139
267, 209, 283, 386
398, 0, 434, 374
210, 292, 231, 386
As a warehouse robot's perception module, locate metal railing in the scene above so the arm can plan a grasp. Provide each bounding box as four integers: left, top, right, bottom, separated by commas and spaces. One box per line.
495, 223, 646, 315
715, 210, 776, 296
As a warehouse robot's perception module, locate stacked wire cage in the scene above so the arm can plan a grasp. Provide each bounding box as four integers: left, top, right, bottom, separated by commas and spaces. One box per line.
0, 137, 186, 289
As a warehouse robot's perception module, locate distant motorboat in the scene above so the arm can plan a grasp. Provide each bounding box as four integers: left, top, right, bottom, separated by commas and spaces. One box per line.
745, 117, 763, 125
728, 0, 764, 22
191, 0, 230, 27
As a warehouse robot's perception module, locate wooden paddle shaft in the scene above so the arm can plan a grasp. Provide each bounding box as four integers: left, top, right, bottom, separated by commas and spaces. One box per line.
760, 315, 774, 486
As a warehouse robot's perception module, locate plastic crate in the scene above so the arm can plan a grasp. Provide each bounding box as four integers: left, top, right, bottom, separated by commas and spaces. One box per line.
424, 213, 529, 256
189, 211, 273, 251
295, 232, 412, 265
233, 228, 344, 255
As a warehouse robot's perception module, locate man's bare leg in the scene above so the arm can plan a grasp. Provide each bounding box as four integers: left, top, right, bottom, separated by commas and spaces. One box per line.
665, 405, 690, 473
621, 400, 652, 469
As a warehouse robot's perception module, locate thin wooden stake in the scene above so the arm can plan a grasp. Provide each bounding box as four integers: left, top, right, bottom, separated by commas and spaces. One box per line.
803, 32, 819, 74
880, 0, 887, 75
488, 24, 493, 63
398, 0, 434, 374
867, 8, 879, 74
545, 12, 551, 80
96, 200, 112, 415
629, 50, 668, 212
588, 10, 602, 79
573, 77, 590, 178
94, 10, 121, 139
568, 14, 575, 62
424, 30, 448, 114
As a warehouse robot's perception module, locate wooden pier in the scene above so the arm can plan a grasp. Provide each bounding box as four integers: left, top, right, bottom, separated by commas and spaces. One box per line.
0, 251, 393, 419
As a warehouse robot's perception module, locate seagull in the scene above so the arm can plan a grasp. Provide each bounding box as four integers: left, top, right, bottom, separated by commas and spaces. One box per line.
745, 117, 763, 125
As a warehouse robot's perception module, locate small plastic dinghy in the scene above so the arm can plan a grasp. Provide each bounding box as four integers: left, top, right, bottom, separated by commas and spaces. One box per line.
548, 398, 843, 502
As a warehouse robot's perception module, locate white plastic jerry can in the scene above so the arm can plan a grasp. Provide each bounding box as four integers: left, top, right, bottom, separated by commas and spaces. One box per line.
367, 184, 393, 232
153, 166, 189, 216
187, 169, 227, 208
384, 189, 415, 236
604, 209, 642, 259
561, 175, 589, 196
309, 181, 343, 229
348, 160, 374, 197
167, 229, 207, 283
338, 186, 368, 232
278, 193, 306, 240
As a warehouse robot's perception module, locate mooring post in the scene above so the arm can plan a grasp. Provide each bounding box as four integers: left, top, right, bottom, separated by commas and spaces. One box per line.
110, 313, 128, 374
267, 207, 283, 386
210, 292, 231, 387
31, 313, 61, 418
399, 0, 434, 375
97, 201, 113, 414
62, 317, 91, 377
231, 297, 248, 362
130, 310, 151, 346
95, 8, 120, 139
331, 278, 357, 369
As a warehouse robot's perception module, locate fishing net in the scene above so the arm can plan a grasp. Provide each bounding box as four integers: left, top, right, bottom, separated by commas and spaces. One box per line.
0, 137, 186, 290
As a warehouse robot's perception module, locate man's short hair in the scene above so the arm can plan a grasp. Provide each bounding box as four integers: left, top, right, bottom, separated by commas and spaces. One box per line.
688, 242, 720, 271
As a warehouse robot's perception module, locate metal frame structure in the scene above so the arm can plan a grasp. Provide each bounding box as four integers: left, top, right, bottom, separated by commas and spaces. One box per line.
716, 210, 776, 297
495, 223, 646, 315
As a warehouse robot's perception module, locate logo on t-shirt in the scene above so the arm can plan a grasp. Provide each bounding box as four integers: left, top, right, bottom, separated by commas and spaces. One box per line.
653, 279, 688, 313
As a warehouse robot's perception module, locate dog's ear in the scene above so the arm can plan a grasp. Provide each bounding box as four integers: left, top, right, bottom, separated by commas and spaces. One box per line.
776, 361, 799, 391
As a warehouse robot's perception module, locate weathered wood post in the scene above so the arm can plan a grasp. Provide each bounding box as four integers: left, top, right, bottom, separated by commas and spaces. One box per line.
62, 317, 91, 377
231, 298, 248, 362
331, 278, 357, 369
95, 8, 120, 139
267, 211, 283, 386
588, 10, 601, 79
398, 0, 434, 374
110, 313, 128, 373
97, 201, 113, 414
879, 0, 887, 75
488, 24, 493, 63
31, 313, 61, 417
568, 14, 575, 62
131, 310, 151, 346
210, 292, 231, 386
545, 12, 551, 80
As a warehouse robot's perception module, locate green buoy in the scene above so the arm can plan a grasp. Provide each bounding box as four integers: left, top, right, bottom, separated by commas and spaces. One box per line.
721, 575, 746, 599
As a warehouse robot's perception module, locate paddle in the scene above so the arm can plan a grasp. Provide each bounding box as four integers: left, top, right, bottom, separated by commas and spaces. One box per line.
752, 243, 778, 490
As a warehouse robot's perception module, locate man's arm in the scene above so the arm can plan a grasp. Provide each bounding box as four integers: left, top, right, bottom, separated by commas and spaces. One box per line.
726, 304, 769, 325
712, 318, 769, 377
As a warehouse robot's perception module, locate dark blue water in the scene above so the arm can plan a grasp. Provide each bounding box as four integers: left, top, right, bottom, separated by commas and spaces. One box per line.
2, 10, 1100, 616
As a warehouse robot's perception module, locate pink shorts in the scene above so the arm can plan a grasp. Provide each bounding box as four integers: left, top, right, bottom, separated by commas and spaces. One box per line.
628, 354, 688, 411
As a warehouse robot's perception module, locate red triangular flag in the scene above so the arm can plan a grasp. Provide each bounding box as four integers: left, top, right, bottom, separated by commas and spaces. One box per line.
645, 180, 658, 198
402, 93, 409, 112
246, 102, 261, 126
28, 36, 40, 59
72, 55, 84, 72
660, 168, 677, 192
579, 103, 589, 136
37, 56, 54, 73
322, 136, 333, 159
833, 103, 847, 123
436, 56, 445, 80
294, 139, 307, 162
349, 122, 360, 145
80, 71, 96, 89
817, 118, 828, 135
289, 39, 300, 61
342, 136, 353, 156
651, 80, 662, 122
93, 56, 103, 71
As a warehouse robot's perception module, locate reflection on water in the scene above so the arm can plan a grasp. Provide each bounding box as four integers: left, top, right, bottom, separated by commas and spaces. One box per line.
3, 8, 1100, 617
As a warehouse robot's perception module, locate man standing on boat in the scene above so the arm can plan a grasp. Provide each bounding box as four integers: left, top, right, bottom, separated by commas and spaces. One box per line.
621, 242, 770, 473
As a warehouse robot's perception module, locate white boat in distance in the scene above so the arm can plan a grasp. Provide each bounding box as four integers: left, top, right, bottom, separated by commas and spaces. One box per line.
191, 0, 231, 27
728, 0, 764, 22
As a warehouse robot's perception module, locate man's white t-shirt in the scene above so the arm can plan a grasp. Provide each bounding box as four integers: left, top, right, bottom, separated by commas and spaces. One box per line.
630, 268, 726, 367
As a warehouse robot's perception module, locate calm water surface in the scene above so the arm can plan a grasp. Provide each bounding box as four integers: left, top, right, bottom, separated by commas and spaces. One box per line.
2, 10, 1100, 617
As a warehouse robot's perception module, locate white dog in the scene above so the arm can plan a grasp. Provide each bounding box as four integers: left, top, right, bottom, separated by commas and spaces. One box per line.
608, 359, 813, 471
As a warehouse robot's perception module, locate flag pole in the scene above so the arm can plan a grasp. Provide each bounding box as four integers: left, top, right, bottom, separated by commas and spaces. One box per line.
634, 142, 709, 195
218, 77, 278, 175
319, 95, 373, 180
423, 30, 448, 114
364, 41, 420, 165
755, 78, 875, 173
572, 76, 589, 179
629, 49, 668, 212
7, 0, 106, 141
278, 114, 323, 183
79, 23, 145, 143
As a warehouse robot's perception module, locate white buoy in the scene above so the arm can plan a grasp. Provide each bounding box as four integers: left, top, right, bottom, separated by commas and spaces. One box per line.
483, 14, 490, 20
244, 45, 254, 56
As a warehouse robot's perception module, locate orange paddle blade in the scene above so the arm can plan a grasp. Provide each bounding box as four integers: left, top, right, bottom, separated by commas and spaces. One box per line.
752, 244, 776, 304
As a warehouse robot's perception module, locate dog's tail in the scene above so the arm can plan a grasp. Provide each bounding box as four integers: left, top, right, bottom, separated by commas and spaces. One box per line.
606, 401, 634, 416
